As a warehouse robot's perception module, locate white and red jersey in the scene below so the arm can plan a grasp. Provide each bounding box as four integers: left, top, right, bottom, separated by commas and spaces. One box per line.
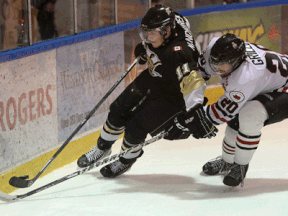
197, 37, 288, 125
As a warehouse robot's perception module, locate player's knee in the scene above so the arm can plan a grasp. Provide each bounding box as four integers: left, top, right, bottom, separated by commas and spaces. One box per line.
238, 100, 268, 135
109, 81, 146, 125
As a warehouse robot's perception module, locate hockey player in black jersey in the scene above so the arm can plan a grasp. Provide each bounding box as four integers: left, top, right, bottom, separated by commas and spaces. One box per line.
77, 4, 218, 178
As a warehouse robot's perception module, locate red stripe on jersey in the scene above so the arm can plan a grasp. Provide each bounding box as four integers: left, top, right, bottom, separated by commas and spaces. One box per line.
236, 137, 260, 145
282, 87, 288, 93
211, 104, 228, 123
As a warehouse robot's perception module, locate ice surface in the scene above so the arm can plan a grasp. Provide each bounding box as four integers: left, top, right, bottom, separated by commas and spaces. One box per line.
1, 120, 288, 216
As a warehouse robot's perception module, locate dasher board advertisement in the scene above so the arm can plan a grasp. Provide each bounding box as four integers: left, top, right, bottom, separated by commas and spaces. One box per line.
0, 50, 57, 173
56, 31, 125, 142
188, 5, 281, 53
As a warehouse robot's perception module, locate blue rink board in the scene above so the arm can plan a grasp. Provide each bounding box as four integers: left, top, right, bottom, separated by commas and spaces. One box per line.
0, 0, 286, 63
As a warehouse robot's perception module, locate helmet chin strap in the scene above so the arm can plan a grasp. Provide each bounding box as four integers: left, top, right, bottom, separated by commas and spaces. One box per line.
162, 26, 176, 45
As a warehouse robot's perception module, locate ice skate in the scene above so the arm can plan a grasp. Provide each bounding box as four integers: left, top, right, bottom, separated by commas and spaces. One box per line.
202, 156, 232, 175
77, 138, 112, 168
100, 158, 135, 178
223, 163, 249, 187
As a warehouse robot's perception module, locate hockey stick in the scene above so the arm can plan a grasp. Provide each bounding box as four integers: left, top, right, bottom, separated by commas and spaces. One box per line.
9, 58, 139, 189
2, 132, 167, 201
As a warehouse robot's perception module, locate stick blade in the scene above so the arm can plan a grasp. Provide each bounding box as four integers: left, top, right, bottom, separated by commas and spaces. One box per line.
9, 176, 31, 188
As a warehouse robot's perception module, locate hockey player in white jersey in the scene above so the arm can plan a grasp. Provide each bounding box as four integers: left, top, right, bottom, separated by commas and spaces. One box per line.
198, 33, 288, 187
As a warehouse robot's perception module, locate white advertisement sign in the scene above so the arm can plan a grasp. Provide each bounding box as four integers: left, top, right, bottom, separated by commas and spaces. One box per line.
56, 31, 125, 142
0, 50, 58, 173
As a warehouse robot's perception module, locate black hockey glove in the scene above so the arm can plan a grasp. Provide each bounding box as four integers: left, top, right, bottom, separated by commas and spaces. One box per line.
185, 103, 218, 139
134, 42, 147, 65
164, 113, 191, 140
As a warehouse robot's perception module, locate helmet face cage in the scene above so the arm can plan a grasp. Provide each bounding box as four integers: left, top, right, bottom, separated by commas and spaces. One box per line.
140, 4, 175, 43
209, 33, 246, 73
209, 55, 244, 74
140, 18, 170, 43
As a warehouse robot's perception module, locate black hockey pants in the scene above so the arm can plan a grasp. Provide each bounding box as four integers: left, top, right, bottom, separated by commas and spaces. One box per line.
107, 73, 182, 145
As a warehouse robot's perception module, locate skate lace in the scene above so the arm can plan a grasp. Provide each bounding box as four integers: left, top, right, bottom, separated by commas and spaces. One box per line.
209, 156, 228, 173
228, 164, 247, 187
85, 145, 103, 162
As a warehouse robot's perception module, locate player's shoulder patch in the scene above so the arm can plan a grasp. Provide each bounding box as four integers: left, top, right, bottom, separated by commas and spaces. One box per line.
173, 46, 182, 51
229, 91, 245, 103
169, 44, 192, 63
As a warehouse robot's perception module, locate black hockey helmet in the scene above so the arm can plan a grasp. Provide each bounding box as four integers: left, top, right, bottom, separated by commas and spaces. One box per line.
140, 4, 175, 43
210, 33, 246, 72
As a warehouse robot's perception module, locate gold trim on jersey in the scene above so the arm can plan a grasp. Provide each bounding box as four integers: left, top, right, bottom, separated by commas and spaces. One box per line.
147, 47, 163, 77
180, 70, 205, 97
